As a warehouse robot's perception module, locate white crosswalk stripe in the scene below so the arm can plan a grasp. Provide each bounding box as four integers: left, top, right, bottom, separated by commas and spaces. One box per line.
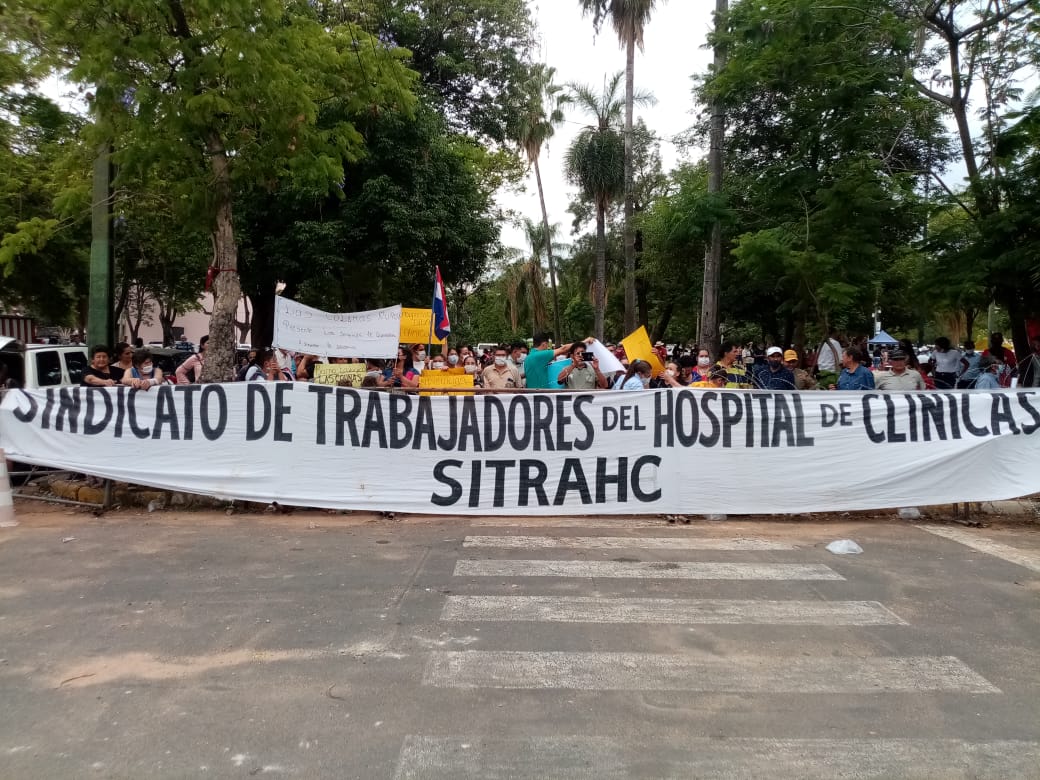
394, 736, 1040, 780
395, 523, 1012, 778
920, 525, 1040, 573
441, 595, 907, 625
463, 534, 797, 550
470, 518, 681, 528
454, 559, 843, 580
423, 650, 999, 692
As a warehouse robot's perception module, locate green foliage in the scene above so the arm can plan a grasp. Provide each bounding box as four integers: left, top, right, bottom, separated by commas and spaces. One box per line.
0, 93, 89, 325
379, 0, 538, 145
693, 0, 938, 342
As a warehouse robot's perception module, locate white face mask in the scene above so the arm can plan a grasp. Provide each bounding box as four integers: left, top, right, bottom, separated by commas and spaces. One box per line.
464, 364, 478, 374
416, 351, 427, 361
517, 353, 527, 364
494, 357, 507, 367
665, 369, 675, 377
140, 363, 154, 376
431, 362, 445, 370
697, 356, 711, 367
448, 354, 459, 365
641, 376, 651, 387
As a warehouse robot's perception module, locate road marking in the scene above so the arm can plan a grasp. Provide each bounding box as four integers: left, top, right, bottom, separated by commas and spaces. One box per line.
462, 535, 796, 550
920, 526, 1040, 574
423, 652, 999, 692
453, 560, 844, 580
440, 596, 907, 625
394, 736, 1040, 779
471, 518, 701, 528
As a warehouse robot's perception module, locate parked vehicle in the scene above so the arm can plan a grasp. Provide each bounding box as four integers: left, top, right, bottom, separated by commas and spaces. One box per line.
0, 337, 89, 392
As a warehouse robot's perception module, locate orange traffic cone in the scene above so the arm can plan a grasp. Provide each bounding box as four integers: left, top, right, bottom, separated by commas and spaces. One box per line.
0, 449, 17, 528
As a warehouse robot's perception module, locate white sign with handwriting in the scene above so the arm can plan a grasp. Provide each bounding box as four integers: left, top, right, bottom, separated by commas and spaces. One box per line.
273, 297, 402, 358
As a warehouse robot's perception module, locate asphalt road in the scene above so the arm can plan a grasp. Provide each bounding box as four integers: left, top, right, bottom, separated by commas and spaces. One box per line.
1, 507, 1038, 779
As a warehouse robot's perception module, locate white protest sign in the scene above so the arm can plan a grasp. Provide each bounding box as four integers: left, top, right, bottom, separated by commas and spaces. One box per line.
273, 297, 402, 358
588, 339, 624, 374
2, 385, 1040, 516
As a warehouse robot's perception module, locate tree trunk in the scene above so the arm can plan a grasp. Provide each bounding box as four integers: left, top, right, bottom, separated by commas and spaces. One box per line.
622, 36, 637, 335
534, 158, 563, 341
249, 290, 275, 349
594, 204, 606, 341
200, 136, 242, 383
635, 227, 648, 327
235, 295, 252, 344
698, 0, 728, 353
651, 300, 674, 344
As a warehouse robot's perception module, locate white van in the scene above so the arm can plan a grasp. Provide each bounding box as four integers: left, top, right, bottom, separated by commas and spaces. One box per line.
0, 337, 90, 391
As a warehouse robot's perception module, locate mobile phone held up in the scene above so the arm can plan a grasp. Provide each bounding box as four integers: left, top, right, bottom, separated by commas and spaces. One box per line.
582, 351, 594, 361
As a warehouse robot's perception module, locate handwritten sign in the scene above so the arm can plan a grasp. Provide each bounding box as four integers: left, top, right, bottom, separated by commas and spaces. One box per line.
312, 364, 367, 386
418, 371, 475, 396
273, 297, 401, 358
400, 308, 447, 347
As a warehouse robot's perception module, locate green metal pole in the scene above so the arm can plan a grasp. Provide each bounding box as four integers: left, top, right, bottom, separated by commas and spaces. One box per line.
87, 144, 113, 347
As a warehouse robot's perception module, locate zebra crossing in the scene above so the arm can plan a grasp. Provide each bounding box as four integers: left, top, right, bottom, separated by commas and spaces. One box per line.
394, 521, 1037, 778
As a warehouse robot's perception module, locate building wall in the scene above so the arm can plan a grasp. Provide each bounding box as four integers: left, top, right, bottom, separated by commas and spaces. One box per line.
124, 293, 252, 347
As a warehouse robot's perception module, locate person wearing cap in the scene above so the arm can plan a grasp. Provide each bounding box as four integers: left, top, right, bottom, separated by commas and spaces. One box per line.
783, 350, 817, 390
653, 340, 668, 363
875, 349, 925, 391
752, 346, 797, 390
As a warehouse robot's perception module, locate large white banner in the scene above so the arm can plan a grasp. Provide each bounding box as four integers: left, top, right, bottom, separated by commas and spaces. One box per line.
272, 297, 402, 358
2, 385, 1039, 515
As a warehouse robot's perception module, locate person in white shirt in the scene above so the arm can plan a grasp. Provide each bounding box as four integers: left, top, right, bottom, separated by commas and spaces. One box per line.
931, 336, 965, 389
814, 327, 843, 388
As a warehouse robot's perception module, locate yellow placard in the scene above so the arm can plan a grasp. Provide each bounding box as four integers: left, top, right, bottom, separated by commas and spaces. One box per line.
313, 363, 367, 386
418, 371, 475, 396
620, 326, 665, 377
400, 308, 447, 347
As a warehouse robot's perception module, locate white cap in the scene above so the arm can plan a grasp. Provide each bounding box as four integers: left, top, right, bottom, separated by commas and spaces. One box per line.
766, 346, 783, 357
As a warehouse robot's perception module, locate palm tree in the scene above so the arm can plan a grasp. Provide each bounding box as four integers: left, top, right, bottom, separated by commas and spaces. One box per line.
579, 0, 661, 334
515, 64, 568, 341
565, 72, 650, 340
500, 230, 550, 334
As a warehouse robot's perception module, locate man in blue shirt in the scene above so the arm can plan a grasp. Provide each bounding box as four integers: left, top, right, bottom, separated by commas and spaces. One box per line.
525, 331, 591, 390
834, 346, 875, 390
752, 346, 797, 390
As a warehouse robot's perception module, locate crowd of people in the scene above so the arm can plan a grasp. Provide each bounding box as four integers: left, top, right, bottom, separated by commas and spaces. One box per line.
80, 328, 1040, 393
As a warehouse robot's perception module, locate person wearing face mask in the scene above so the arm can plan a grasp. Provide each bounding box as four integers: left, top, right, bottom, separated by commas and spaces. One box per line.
752, 346, 797, 390
446, 348, 460, 367
689, 349, 713, 383
507, 341, 528, 386
483, 346, 521, 390
461, 355, 484, 386
557, 342, 607, 390
409, 343, 428, 374
614, 359, 653, 390
121, 348, 165, 390
428, 354, 447, 372
972, 355, 1002, 389
655, 360, 685, 388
